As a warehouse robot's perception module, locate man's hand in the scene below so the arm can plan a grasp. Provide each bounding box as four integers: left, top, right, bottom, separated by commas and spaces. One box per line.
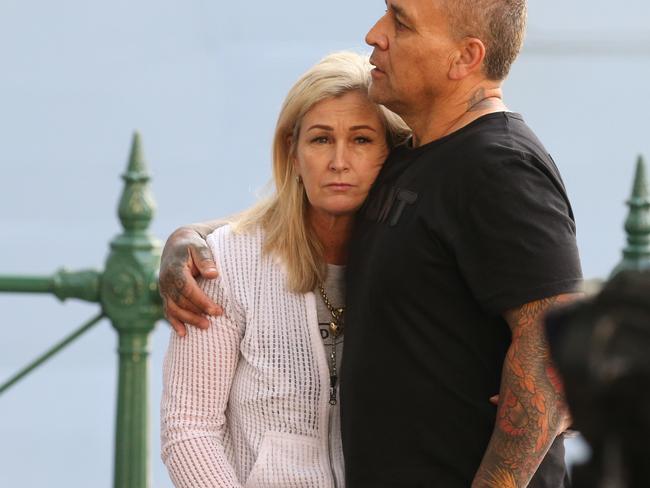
472, 293, 580, 488
159, 227, 222, 337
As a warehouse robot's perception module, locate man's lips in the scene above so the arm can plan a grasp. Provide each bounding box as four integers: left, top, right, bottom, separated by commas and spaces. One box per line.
370, 65, 386, 78
369, 57, 386, 75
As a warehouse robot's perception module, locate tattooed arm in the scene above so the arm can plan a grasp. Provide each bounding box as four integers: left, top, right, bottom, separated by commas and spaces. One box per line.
159, 219, 227, 336
471, 294, 579, 488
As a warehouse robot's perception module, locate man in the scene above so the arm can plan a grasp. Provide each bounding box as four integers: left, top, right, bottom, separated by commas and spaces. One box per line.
160, 1, 583, 486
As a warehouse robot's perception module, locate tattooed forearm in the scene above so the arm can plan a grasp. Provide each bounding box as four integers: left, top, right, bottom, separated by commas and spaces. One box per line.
471, 294, 579, 488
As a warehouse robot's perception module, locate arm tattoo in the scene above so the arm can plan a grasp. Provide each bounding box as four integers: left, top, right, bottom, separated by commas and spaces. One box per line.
160, 270, 186, 303
472, 295, 576, 488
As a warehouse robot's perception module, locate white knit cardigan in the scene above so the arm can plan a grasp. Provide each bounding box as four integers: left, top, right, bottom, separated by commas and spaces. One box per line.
161, 225, 344, 488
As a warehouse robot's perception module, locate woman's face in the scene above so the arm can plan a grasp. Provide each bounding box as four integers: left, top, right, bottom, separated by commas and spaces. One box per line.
294, 90, 389, 220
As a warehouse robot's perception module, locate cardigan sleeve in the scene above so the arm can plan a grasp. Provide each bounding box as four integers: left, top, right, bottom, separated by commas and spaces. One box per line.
160, 266, 245, 487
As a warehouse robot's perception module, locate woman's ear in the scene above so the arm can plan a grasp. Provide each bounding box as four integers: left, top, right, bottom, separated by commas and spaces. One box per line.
449, 37, 486, 80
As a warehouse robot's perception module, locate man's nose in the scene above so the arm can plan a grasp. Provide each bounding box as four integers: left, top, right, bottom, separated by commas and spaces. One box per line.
365, 14, 389, 50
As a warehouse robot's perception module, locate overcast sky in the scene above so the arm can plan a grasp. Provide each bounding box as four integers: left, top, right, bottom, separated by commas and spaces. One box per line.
1, 1, 649, 486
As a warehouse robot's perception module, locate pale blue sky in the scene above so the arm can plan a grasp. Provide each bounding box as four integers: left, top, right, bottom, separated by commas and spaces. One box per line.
1, 1, 648, 486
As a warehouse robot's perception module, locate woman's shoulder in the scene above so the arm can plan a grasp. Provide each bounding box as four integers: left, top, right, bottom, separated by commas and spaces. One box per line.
205, 224, 266, 278
206, 223, 264, 253
203, 224, 282, 316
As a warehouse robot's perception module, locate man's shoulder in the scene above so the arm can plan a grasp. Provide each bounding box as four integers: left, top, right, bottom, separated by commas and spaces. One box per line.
447, 112, 559, 184
369, 112, 562, 210
456, 112, 545, 157
393, 113, 543, 168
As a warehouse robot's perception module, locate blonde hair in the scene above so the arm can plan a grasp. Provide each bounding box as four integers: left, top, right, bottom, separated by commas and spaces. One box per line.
231, 51, 410, 293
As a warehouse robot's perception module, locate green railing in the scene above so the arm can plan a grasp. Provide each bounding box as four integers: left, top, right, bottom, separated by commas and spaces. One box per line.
0, 133, 163, 488
0, 137, 648, 487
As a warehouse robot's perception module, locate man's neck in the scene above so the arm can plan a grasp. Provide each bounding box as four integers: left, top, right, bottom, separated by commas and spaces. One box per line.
406, 84, 507, 148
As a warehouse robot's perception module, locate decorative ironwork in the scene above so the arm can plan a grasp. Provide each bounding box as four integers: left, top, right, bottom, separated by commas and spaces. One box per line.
611, 156, 650, 277
0, 132, 163, 488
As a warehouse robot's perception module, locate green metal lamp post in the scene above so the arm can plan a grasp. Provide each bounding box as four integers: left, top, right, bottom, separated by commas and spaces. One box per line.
103, 133, 163, 488
0, 133, 164, 488
611, 156, 650, 277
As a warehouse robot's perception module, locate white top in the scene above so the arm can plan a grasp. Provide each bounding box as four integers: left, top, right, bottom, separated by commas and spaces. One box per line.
161, 225, 344, 488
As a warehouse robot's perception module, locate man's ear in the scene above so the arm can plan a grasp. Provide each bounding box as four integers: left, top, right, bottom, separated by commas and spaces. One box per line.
449, 37, 486, 80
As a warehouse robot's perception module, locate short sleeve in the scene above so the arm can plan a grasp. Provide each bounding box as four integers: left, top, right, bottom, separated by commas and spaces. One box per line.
454, 157, 583, 314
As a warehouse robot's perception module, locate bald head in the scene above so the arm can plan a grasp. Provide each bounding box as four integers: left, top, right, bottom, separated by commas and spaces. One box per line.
441, 0, 527, 81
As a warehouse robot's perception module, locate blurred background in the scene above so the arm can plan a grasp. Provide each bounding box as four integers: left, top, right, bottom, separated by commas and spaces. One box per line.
1, 0, 648, 486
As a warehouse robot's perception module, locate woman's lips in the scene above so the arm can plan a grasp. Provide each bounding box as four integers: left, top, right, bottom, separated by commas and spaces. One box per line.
326, 183, 354, 191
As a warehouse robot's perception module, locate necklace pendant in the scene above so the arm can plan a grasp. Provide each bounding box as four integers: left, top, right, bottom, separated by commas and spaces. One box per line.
329, 321, 340, 337
330, 322, 339, 337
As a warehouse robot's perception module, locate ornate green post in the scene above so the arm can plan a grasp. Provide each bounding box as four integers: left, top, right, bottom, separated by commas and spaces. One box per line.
611, 156, 650, 277
101, 133, 163, 488
0, 269, 101, 302
1, 132, 164, 487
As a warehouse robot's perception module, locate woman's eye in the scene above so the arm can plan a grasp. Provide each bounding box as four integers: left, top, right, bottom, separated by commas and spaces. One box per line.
355, 136, 372, 144
311, 136, 329, 144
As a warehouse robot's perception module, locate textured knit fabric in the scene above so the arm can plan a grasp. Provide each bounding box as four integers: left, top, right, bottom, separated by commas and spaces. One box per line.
161, 225, 344, 488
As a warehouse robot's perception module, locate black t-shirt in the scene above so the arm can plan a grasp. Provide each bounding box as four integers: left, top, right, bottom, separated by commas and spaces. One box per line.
341, 112, 583, 487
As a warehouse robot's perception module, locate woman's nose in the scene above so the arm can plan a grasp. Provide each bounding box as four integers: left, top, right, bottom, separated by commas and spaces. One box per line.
329, 143, 350, 172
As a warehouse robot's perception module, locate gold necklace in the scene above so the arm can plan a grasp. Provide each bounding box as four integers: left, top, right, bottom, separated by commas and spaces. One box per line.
318, 283, 345, 337
318, 283, 345, 405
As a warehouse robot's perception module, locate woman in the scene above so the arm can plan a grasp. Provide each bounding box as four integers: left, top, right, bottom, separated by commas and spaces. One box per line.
161, 51, 409, 487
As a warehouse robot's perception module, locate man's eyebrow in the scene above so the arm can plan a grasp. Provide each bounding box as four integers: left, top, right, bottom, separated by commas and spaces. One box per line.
387, 1, 412, 24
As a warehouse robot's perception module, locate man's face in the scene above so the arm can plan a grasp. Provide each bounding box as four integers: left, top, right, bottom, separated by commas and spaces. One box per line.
366, 0, 459, 114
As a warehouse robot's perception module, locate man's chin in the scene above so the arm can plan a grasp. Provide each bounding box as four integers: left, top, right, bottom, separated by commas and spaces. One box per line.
369, 83, 401, 113
368, 81, 389, 104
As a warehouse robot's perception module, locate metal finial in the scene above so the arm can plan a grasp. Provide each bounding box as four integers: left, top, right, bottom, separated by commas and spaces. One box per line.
117, 132, 156, 233
611, 156, 650, 277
